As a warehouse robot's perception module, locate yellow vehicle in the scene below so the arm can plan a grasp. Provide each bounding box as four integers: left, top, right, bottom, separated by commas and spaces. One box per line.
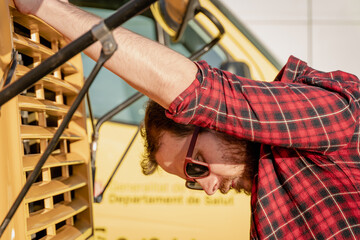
0, 0, 280, 239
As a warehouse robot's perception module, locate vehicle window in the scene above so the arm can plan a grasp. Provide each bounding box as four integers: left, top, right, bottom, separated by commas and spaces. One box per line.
80, 7, 153, 125
169, 20, 227, 68
81, 7, 228, 125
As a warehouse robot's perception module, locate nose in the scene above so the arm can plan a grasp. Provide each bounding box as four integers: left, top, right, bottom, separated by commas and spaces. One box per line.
197, 175, 220, 195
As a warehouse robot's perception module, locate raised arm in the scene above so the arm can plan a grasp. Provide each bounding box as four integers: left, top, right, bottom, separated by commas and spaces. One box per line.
13, 0, 198, 108
166, 59, 360, 153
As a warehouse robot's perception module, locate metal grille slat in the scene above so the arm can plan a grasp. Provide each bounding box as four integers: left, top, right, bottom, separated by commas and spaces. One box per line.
13, 32, 55, 59
23, 153, 85, 171
16, 65, 80, 95
13, 32, 78, 74
61, 61, 79, 76
20, 125, 82, 140
18, 95, 83, 118
9, 6, 63, 44
26, 198, 88, 235
41, 220, 92, 240
25, 175, 87, 203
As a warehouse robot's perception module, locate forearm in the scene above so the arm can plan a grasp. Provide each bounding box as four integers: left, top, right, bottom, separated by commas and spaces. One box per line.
33, 0, 197, 108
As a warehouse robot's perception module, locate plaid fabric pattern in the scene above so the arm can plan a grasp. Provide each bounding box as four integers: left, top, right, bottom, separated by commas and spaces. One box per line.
166, 56, 360, 239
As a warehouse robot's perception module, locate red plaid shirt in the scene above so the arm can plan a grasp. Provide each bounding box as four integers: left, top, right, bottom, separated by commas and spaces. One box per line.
166, 56, 360, 239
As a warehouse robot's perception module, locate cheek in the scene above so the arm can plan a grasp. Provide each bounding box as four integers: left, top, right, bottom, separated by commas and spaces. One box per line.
202, 144, 244, 176
156, 150, 187, 179
210, 163, 245, 178
197, 132, 245, 178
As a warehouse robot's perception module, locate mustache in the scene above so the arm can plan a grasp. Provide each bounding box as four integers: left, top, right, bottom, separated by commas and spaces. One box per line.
219, 176, 252, 195
219, 177, 234, 194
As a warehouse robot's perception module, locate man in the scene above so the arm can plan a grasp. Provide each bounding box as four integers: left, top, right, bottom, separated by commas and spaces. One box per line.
14, 0, 360, 239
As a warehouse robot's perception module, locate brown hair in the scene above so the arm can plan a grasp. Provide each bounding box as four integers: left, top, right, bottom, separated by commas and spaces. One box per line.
140, 100, 195, 175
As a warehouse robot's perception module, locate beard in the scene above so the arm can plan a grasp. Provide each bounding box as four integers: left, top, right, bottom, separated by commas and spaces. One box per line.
219, 177, 251, 194
215, 132, 260, 195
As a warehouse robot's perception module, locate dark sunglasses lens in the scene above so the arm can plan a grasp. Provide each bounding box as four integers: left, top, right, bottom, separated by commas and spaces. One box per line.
185, 181, 203, 190
185, 162, 209, 178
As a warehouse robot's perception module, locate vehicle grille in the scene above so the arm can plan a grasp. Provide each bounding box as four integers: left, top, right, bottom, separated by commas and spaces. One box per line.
0, 5, 93, 240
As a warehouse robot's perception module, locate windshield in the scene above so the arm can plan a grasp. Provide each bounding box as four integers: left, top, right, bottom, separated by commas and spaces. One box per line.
81, 7, 153, 125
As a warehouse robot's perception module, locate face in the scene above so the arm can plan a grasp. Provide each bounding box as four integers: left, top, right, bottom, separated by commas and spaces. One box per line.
155, 130, 253, 195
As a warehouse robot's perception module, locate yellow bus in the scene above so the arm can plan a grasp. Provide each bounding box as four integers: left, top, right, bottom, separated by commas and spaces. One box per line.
0, 0, 280, 239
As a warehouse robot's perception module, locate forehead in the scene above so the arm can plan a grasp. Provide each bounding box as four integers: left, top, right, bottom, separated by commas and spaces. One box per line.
155, 131, 191, 179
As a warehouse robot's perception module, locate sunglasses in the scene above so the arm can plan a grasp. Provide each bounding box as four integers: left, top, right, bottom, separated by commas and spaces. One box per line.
184, 126, 211, 190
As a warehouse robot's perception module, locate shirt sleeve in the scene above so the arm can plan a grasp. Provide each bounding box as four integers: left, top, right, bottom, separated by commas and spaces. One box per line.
166, 56, 360, 154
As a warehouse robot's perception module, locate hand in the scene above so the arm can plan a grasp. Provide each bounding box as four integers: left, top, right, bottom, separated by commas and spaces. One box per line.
13, 0, 43, 15
13, 0, 68, 15
93, 181, 104, 198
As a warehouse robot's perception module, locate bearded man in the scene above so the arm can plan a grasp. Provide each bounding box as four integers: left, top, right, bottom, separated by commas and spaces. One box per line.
13, 0, 360, 239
